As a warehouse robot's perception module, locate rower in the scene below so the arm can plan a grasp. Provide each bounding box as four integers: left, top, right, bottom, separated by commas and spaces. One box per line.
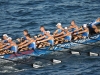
53, 23, 64, 37
68, 20, 79, 32
53, 23, 65, 44
35, 25, 47, 39
18, 34, 36, 50
88, 17, 100, 34
73, 24, 89, 40
40, 25, 46, 36
3, 37, 18, 53
17, 29, 29, 43
0, 34, 9, 49
2, 34, 9, 43
55, 27, 72, 43
64, 27, 72, 42
37, 31, 54, 48
35, 26, 47, 41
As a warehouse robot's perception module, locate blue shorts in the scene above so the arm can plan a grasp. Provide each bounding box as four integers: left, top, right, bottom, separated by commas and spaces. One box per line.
28, 42, 36, 49
65, 36, 71, 41
48, 40, 54, 46
10, 46, 18, 52
82, 32, 89, 37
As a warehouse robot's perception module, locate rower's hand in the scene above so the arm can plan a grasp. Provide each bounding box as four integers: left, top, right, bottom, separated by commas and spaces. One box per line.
16, 38, 21, 42
18, 46, 22, 49
73, 33, 77, 35
73, 32, 78, 35
37, 41, 40, 43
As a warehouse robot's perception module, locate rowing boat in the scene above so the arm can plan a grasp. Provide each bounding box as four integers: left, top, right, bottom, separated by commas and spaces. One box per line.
1, 23, 100, 60
0, 32, 100, 60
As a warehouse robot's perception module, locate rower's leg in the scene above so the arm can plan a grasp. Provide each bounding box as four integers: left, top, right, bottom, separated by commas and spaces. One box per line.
37, 43, 44, 48
54, 38, 59, 44
59, 38, 64, 43
74, 36, 78, 40
64, 40, 68, 42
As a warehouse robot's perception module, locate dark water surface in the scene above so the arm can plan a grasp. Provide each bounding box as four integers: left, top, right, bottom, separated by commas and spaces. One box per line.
0, 0, 100, 75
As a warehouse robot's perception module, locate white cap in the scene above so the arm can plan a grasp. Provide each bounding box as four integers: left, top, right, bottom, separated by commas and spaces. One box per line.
83, 24, 87, 28
46, 31, 50, 34
56, 23, 61, 26
0, 38, 1, 41
3, 34, 8, 37
7, 37, 12, 40
64, 27, 68, 29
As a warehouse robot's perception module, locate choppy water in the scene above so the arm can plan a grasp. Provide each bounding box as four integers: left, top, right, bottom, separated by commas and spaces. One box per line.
0, 0, 100, 75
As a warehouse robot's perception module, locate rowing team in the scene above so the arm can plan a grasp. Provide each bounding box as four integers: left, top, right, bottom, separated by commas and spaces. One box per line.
0, 18, 100, 54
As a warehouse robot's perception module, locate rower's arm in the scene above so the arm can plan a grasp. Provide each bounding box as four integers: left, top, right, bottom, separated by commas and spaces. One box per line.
53, 30, 58, 35
39, 37, 50, 43
54, 31, 64, 37
19, 40, 35, 48
68, 26, 72, 29
21, 41, 31, 48
18, 40, 27, 46
78, 29, 88, 34
4, 44, 13, 49
36, 35, 46, 41
92, 25, 98, 29
57, 35, 65, 38
73, 27, 81, 32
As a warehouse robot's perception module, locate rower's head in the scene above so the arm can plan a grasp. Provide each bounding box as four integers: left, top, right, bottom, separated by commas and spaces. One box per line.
7, 37, 12, 42
56, 23, 62, 29
0, 38, 2, 42
83, 24, 87, 28
64, 27, 68, 32
23, 29, 28, 36
71, 20, 75, 26
40, 25, 45, 32
96, 17, 100, 22
26, 34, 31, 40
3, 34, 8, 40
46, 31, 50, 35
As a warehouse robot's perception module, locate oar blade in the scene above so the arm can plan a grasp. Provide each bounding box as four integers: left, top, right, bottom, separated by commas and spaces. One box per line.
51, 59, 61, 64
32, 64, 42, 68
89, 52, 99, 56
71, 51, 80, 55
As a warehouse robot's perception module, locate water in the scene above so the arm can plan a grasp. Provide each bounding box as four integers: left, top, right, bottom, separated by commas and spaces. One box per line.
0, 0, 100, 75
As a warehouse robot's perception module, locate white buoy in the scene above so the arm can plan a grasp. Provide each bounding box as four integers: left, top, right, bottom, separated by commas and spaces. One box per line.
52, 59, 61, 64
33, 64, 42, 68
90, 52, 99, 56
71, 51, 80, 55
